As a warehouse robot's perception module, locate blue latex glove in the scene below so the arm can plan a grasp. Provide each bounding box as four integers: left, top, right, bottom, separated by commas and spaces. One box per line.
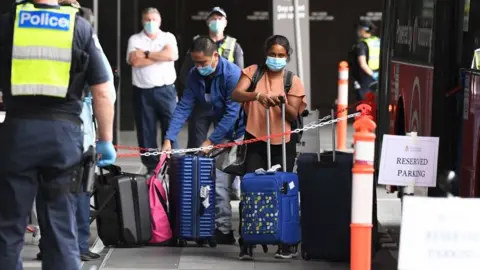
372, 72, 379, 81
96, 141, 117, 167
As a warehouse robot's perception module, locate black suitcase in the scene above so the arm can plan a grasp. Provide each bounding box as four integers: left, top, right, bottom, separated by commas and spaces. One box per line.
92, 165, 152, 247
297, 110, 379, 262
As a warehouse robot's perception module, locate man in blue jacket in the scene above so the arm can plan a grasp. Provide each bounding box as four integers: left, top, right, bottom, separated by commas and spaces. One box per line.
162, 36, 244, 244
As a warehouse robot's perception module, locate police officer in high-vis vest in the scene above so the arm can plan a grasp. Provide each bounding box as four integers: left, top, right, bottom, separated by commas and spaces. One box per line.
0, 1, 116, 269
350, 20, 380, 101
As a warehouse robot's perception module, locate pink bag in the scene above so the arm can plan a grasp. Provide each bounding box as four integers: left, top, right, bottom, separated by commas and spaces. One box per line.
147, 154, 173, 245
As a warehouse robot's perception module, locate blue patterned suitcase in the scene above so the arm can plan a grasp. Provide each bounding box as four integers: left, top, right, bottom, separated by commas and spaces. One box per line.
240, 98, 301, 247
169, 155, 217, 247
241, 171, 301, 245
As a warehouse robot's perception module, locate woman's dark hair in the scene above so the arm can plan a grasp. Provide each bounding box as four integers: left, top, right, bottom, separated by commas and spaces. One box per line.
264, 35, 293, 60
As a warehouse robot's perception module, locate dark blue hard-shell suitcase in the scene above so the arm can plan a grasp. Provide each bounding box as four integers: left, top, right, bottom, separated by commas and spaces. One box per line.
169, 155, 217, 247
240, 100, 301, 248
297, 109, 379, 262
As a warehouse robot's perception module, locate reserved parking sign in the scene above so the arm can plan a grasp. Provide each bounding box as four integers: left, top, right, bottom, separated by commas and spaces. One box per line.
399, 196, 480, 270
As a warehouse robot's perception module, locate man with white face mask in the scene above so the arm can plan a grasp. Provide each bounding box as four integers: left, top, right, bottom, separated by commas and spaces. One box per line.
180, 7, 244, 148
127, 7, 179, 173
180, 6, 244, 206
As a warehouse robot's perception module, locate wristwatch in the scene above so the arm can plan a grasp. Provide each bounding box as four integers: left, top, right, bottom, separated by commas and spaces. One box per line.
144, 50, 150, 59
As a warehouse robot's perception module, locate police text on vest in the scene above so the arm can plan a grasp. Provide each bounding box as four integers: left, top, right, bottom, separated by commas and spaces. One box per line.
18, 11, 71, 31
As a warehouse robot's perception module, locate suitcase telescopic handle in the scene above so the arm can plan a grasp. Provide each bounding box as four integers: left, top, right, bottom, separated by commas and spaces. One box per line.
265, 96, 287, 172
279, 96, 287, 172
266, 106, 272, 169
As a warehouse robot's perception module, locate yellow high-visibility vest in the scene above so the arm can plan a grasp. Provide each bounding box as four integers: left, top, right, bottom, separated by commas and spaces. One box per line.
218, 36, 236, 62
473, 49, 480, 69
11, 2, 78, 98
360, 36, 381, 71
193, 35, 237, 62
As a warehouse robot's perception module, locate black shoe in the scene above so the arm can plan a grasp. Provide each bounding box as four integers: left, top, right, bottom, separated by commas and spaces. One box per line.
238, 244, 253, 260
274, 245, 293, 259
36, 252, 42, 261
80, 251, 101, 261
215, 229, 236, 245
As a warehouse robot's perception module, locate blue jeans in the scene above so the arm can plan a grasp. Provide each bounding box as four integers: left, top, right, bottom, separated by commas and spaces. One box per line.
132, 84, 178, 171
187, 105, 214, 148
0, 119, 83, 270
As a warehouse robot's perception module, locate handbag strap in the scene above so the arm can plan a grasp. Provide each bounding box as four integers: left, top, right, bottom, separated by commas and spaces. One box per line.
232, 107, 244, 139
153, 154, 168, 177
153, 183, 169, 215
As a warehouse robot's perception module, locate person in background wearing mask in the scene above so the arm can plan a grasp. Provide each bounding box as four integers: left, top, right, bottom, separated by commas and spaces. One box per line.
127, 7, 179, 174
232, 35, 307, 260
162, 36, 244, 245
349, 20, 381, 101
34, 1, 117, 262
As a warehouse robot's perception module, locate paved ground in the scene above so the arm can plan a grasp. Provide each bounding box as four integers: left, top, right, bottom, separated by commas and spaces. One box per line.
18, 121, 402, 269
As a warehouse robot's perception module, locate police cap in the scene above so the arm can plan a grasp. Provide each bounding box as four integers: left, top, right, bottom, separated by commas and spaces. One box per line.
207, 7, 227, 19
356, 20, 376, 32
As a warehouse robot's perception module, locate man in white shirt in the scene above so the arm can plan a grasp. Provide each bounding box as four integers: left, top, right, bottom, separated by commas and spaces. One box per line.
127, 7, 179, 172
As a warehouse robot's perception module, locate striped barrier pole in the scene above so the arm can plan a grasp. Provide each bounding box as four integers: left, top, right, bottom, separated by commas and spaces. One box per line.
337, 61, 349, 150
351, 104, 376, 270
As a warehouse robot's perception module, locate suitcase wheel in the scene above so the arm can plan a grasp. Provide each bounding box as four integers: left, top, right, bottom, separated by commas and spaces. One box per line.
178, 239, 188, 247
301, 245, 310, 261
208, 239, 217, 248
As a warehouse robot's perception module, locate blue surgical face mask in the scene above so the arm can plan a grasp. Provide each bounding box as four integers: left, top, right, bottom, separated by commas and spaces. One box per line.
197, 58, 216, 76
144, 21, 159, 35
265, 56, 287, 72
208, 20, 226, 34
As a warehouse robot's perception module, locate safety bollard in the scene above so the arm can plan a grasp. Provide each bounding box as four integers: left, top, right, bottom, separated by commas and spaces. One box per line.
337, 61, 349, 150
351, 104, 376, 270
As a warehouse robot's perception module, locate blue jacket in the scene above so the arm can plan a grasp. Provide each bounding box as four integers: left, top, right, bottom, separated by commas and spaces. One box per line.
166, 57, 245, 144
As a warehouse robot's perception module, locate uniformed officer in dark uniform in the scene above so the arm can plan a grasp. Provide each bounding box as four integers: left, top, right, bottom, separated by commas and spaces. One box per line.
0, 1, 116, 269
349, 20, 381, 101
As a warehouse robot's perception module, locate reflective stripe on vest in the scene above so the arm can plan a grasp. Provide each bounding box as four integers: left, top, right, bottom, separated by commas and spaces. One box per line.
218, 36, 236, 62
361, 36, 380, 71
11, 3, 77, 98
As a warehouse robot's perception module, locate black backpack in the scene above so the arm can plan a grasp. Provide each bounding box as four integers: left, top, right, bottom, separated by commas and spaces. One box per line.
246, 65, 304, 143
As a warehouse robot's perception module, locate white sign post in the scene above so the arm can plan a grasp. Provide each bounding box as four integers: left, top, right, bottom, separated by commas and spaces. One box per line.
378, 134, 439, 187
399, 196, 480, 270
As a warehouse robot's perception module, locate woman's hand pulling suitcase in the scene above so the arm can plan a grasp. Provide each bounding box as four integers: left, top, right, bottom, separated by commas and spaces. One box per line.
255, 92, 281, 108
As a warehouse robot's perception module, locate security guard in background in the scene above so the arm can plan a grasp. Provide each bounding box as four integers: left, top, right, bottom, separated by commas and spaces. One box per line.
349, 20, 381, 101
0, 1, 116, 269
179, 6, 244, 149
